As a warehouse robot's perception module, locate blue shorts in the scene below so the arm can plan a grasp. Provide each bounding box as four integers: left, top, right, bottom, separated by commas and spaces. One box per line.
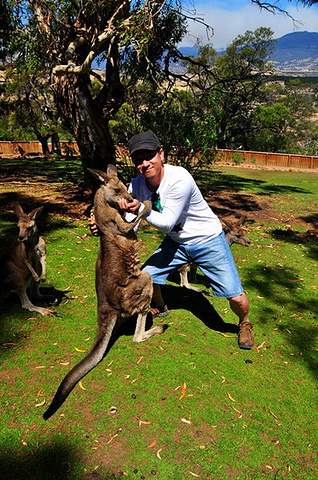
142, 231, 243, 298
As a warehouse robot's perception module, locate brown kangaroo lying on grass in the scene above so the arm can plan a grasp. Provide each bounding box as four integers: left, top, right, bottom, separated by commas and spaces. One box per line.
0, 203, 57, 316
43, 165, 165, 420
178, 216, 250, 292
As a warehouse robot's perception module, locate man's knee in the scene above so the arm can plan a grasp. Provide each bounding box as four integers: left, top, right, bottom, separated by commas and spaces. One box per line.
228, 292, 249, 310
228, 293, 244, 305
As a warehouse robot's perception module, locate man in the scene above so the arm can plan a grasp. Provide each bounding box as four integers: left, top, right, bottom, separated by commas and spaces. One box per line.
91, 131, 254, 349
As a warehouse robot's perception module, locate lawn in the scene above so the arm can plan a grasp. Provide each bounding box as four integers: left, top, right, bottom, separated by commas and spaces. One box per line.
0, 158, 317, 480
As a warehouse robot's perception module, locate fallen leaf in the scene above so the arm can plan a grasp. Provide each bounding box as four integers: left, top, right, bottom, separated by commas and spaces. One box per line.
106, 433, 118, 445
227, 392, 236, 402
181, 417, 192, 425
74, 347, 87, 352
189, 472, 201, 477
232, 406, 241, 414
179, 382, 187, 400
35, 365, 46, 369
147, 439, 157, 448
139, 420, 152, 427
156, 448, 163, 460
79, 381, 86, 390
137, 356, 143, 364
35, 399, 46, 407
109, 406, 117, 414
60, 362, 70, 366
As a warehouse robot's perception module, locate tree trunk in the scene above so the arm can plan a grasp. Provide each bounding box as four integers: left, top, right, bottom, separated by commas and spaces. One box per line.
39, 135, 50, 157
51, 132, 61, 155
51, 73, 116, 188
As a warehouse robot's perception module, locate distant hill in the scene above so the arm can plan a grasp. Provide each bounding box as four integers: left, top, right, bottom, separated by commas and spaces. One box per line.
270, 31, 318, 71
179, 31, 318, 73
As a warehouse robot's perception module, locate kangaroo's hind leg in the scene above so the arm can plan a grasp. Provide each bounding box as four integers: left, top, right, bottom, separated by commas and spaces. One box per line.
133, 312, 166, 343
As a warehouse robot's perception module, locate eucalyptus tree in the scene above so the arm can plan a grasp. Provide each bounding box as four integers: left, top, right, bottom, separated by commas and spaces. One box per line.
7, 0, 191, 176
3, 0, 318, 175
186, 27, 276, 150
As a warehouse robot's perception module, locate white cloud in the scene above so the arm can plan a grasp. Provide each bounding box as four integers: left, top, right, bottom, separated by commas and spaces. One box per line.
181, 4, 318, 48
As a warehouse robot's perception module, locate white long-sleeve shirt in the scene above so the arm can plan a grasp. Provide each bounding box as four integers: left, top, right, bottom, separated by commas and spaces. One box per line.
129, 164, 222, 245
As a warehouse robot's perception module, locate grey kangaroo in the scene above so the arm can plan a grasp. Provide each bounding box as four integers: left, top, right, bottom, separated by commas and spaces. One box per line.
178, 215, 250, 291
43, 165, 165, 420
0, 203, 56, 316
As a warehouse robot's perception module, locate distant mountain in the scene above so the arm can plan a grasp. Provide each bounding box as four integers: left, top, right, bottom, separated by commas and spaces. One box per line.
179, 31, 318, 73
270, 31, 318, 71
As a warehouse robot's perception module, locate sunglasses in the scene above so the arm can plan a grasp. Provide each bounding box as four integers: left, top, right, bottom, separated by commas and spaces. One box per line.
132, 149, 159, 165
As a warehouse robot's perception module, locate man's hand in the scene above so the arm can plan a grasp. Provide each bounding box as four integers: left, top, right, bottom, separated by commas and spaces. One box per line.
88, 210, 100, 236
118, 198, 140, 213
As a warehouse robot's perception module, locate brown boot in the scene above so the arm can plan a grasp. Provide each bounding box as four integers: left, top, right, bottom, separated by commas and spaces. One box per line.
238, 321, 254, 349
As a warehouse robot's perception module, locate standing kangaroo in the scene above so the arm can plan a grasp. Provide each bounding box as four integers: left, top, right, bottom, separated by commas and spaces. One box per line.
0, 203, 56, 316
178, 216, 250, 291
43, 165, 165, 420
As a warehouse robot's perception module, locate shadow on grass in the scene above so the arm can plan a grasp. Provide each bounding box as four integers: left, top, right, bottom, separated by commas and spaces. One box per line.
0, 439, 113, 480
162, 284, 239, 333
112, 285, 238, 345
244, 264, 318, 378
206, 192, 262, 218
270, 228, 318, 262
0, 286, 68, 361
0, 189, 90, 222
198, 170, 312, 196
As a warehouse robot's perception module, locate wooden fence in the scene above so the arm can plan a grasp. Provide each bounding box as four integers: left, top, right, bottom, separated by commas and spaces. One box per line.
216, 149, 318, 170
0, 141, 317, 170
0, 141, 79, 156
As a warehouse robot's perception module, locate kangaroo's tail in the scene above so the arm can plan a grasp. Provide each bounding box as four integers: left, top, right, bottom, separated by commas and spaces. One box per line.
43, 316, 117, 420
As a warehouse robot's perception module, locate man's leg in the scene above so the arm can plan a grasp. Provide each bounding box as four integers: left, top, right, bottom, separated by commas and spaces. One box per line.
229, 292, 254, 349
142, 238, 189, 318
150, 284, 169, 317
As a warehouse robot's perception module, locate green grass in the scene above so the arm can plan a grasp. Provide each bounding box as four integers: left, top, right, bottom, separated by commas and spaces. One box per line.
0, 159, 317, 479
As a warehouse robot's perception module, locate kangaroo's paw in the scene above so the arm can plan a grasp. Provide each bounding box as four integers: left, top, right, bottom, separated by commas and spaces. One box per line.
133, 324, 167, 343
25, 305, 60, 317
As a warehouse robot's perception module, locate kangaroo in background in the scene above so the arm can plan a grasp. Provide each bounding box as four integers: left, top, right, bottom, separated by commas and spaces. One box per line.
43, 165, 165, 420
178, 215, 250, 291
0, 203, 57, 316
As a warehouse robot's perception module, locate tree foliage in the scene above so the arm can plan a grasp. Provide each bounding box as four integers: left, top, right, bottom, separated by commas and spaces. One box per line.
1, 0, 318, 176
3, 1, 190, 179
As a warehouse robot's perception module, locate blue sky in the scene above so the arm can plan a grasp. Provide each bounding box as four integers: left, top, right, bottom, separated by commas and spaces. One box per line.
181, 0, 318, 48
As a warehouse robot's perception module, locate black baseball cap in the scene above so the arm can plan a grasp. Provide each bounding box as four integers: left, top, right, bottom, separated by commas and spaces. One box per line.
128, 131, 161, 156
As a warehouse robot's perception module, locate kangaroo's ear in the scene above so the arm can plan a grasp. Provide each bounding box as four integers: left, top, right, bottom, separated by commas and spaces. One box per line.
221, 218, 233, 230
106, 164, 118, 178
30, 206, 44, 220
236, 215, 246, 226
87, 168, 108, 184
14, 203, 24, 217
